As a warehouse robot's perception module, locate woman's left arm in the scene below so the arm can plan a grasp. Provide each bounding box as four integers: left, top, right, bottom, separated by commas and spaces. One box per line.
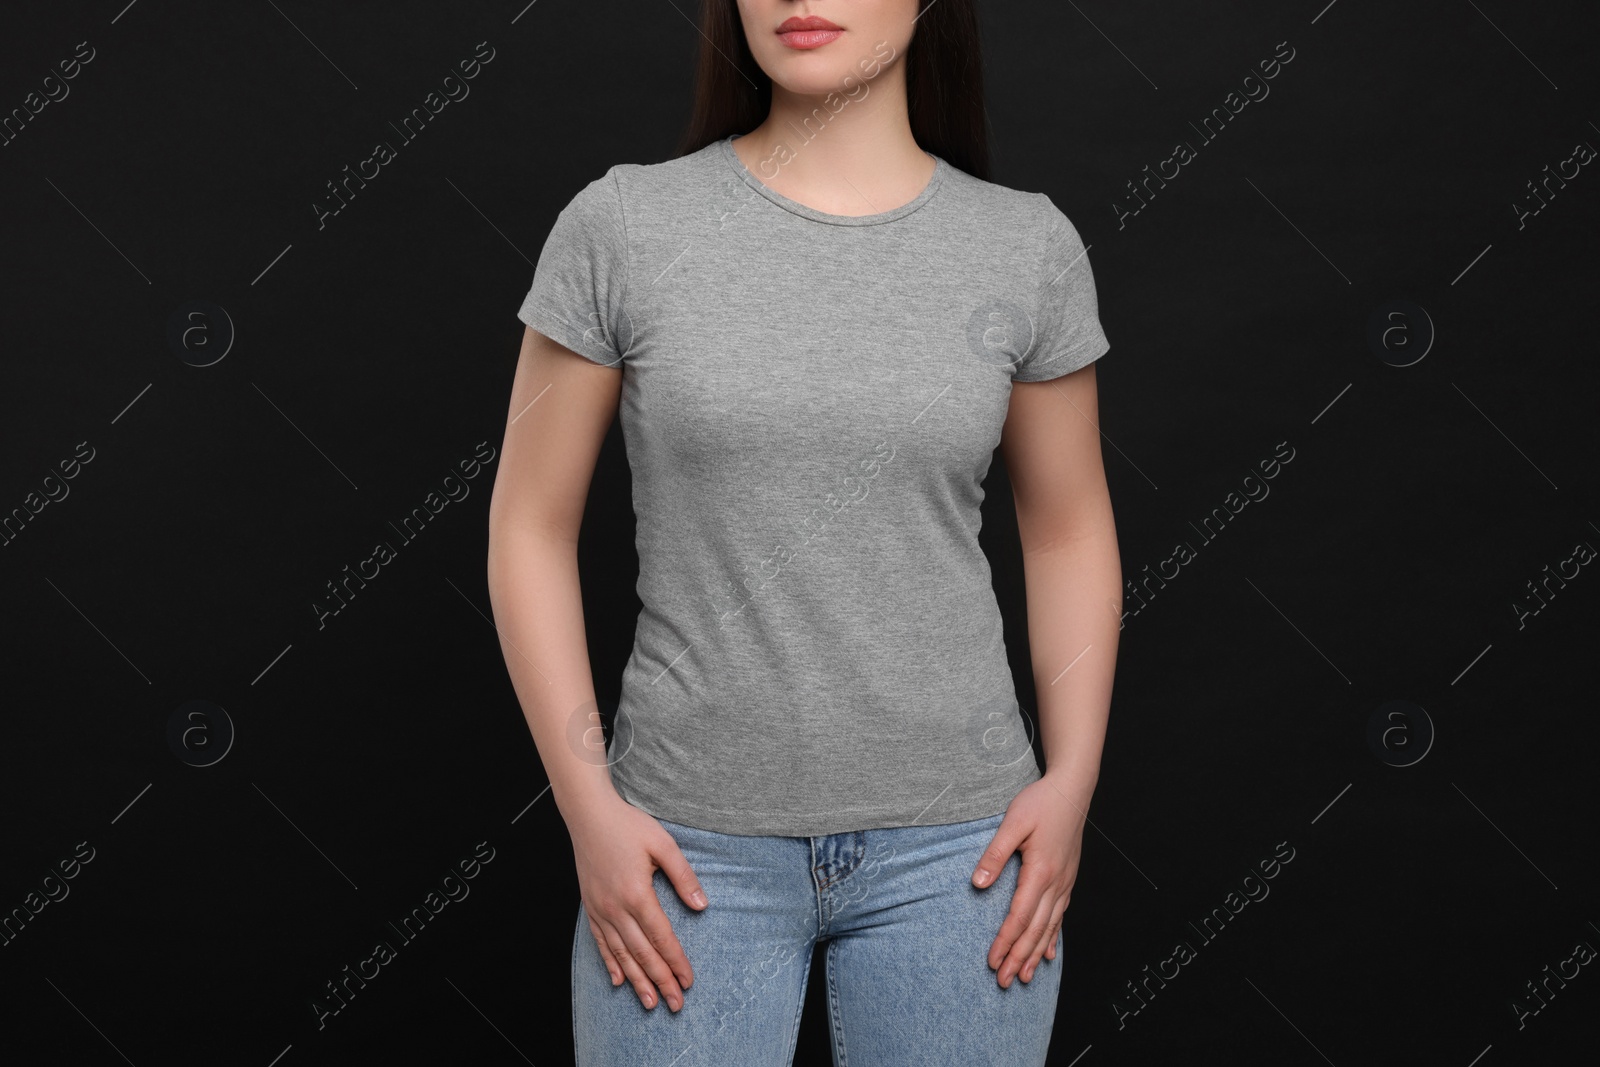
973, 361, 1122, 989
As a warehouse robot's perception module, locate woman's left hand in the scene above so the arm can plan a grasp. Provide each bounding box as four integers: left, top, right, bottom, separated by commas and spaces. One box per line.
971, 773, 1090, 988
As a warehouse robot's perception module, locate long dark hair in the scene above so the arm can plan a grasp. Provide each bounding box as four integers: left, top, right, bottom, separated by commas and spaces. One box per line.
675, 0, 989, 181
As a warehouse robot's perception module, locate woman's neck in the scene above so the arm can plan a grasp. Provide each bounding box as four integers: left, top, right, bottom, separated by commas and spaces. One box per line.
730, 76, 934, 217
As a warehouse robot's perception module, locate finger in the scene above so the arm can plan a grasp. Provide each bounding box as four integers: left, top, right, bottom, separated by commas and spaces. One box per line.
1039, 883, 1074, 964
1044, 916, 1062, 961
615, 910, 686, 1012
972, 819, 1025, 889
632, 892, 696, 992
1020, 907, 1066, 984
646, 840, 703, 991
652, 836, 710, 915
599, 918, 660, 1009
999, 890, 1058, 987
987, 858, 1050, 971
1022, 896, 1068, 981
997, 891, 1053, 986
588, 915, 623, 985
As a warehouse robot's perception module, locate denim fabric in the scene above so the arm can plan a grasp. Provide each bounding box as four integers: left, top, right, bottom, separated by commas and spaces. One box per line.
572, 811, 1062, 1065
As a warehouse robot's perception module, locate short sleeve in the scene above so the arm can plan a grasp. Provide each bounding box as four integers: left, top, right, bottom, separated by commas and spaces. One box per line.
516, 168, 630, 367
1013, 195, 1110, 382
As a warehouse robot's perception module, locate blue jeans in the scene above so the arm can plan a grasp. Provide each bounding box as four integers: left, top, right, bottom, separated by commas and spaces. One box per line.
572, 811, 1062, 1065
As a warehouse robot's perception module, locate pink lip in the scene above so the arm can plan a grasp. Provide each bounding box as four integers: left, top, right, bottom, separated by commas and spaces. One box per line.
777, 28, 843, 49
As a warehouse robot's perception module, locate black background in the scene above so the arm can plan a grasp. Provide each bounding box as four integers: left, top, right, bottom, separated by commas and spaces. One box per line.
2, 1, 1596, 1064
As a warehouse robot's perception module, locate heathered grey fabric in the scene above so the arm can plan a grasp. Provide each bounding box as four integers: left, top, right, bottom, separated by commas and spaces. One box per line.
517, 134, 1110, 836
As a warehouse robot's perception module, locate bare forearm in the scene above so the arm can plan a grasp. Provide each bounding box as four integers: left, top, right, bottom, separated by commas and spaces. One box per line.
486, 524, 621, 827
1020, 525, 1121, 811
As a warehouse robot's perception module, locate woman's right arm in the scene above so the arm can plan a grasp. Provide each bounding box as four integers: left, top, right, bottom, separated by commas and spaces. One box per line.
486, 325, 707, 1013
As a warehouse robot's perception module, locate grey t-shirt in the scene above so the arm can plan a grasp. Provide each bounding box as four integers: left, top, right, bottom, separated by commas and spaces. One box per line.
517, 134, 1110, 836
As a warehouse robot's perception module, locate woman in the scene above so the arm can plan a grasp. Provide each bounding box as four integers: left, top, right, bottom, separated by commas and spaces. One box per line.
485, 1, 1120, 1063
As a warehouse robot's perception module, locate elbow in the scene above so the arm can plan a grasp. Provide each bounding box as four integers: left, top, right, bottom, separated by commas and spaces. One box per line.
1018, 528, 1082, 559
1017, 509, 1116, 559
486, 505, 580, 581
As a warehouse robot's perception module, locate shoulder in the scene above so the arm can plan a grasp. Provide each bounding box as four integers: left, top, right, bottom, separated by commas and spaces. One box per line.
553, 144, 725, 235
604, 142, 725, 213
937, 164, 1079, 242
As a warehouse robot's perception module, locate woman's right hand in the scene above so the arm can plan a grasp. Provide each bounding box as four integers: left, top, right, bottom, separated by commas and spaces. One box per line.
567, 793, 709, 1011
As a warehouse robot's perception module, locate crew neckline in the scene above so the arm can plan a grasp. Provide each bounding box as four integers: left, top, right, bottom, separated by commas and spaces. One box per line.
718, 134, 947, 226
